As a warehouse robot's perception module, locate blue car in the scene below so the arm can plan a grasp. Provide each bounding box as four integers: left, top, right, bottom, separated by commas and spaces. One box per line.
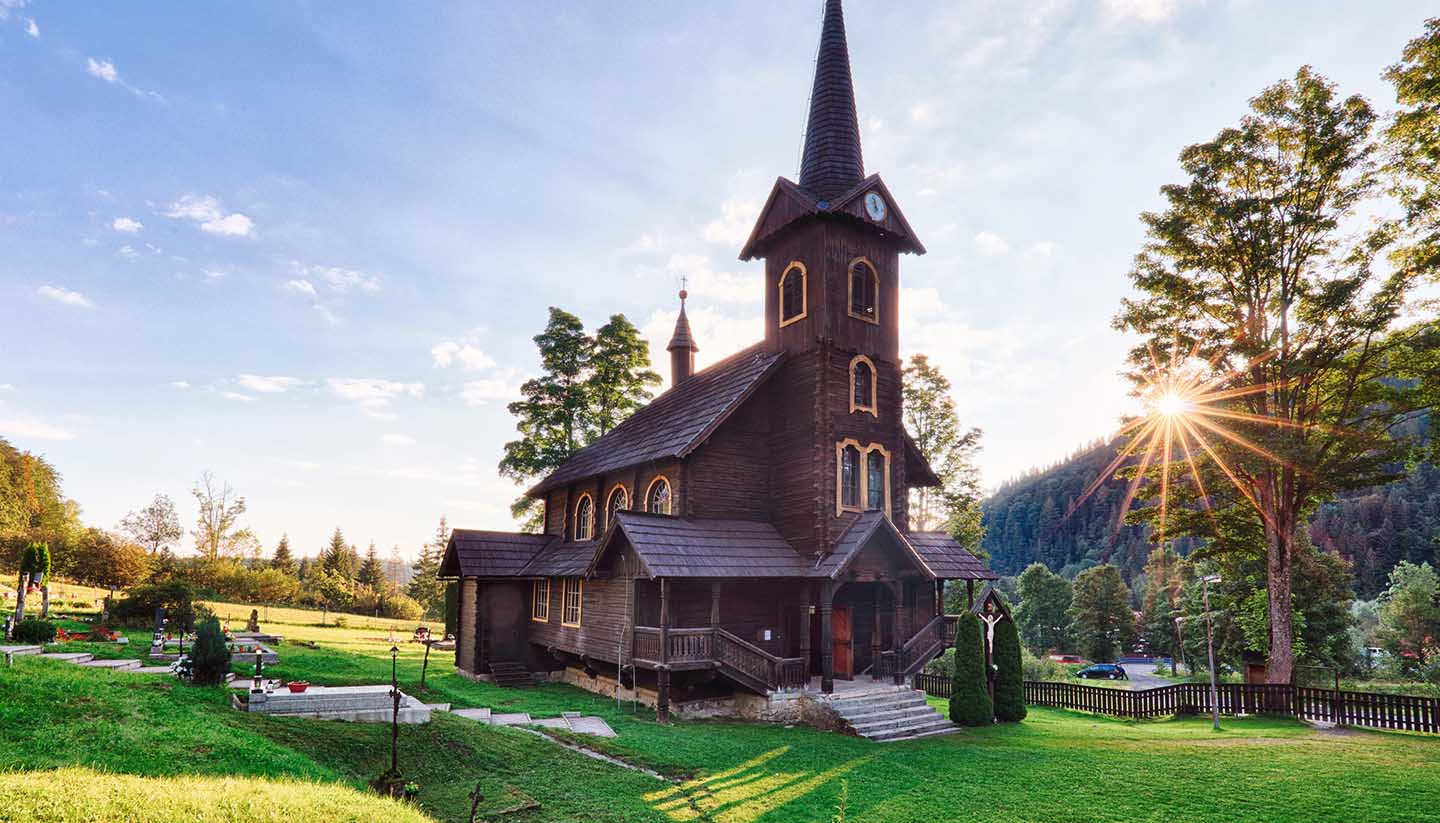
1075, 663, 1128, 680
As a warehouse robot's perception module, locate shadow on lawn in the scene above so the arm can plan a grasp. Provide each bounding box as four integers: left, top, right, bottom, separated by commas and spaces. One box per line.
644, 746, 873, 823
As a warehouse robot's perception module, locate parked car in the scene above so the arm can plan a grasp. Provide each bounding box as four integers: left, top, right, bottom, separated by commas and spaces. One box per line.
1049, 654, 1087, 665
1075, 663, 1129, 681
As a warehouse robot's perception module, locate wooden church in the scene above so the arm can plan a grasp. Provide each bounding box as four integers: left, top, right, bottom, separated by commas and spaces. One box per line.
440, 0, 996, 724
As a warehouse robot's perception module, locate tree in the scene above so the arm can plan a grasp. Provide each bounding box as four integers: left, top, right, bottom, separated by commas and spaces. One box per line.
320, 528, 358, 581
1140, 547, 1189, 671
191, 472, 254, 561
306, 567, 353, 615
1375, 562, 1440, 672
69, 529, 151, 593
270, 534, 297, 576
118, 494, 183, 555
1014, 563, 1072, 654
188, 615, 232, 686
408, 517, 449, 618
358, 541, 386, 590
1113, 67, 1432, 683
992, 619, 1027, 722
387, 544, 405, 588
1386, 17, 1440, 284
902, 355, 985, 547
14, 541, 50, 621
1068, 565, 1135, 662
586, 314, 661, 437
948, 611, 992, 726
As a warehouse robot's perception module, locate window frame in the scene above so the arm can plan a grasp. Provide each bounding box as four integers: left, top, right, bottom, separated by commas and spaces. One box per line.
645, 475, 673, 515
847, 257, 880, 325
604, 483, 629, 533
531, 578, 551, 623
561, 577, 583, 627
573, 493, 595, 541
778, 261, 808, 328
834, 439, 891, 517
849, 354, 878, 417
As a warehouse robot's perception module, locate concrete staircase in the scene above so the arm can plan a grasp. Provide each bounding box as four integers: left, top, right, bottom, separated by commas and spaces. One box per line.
826, 685, 959, 742
489, 660, 533, 688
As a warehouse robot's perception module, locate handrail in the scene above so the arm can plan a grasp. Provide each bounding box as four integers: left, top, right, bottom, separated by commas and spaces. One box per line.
631, 625, 806, 690
894, 614, 958, 677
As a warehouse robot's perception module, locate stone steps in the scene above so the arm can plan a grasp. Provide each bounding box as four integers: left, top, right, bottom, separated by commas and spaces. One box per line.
39, 652, 94, 664
79, 658, 142, 671
489, 660, 533, 688
825, 685, 957, 743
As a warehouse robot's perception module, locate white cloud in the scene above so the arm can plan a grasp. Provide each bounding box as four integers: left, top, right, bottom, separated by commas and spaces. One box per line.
0, 384, 14, 391
314, 305, 340, 326
460, 376, 523, 407
653, 254, 760, 305
85, 57, 163, 101
202, 269, 226, 280
1024, 240, 1058, 260
0, 418, 75, 441
910, 103, 934, 123
117, 244, 138, 259
327, 378, 424, 410
382, 433, 416, 447
1101, 0, 1183, 23
111, 217, 142, 233
702, 198, 759, 246
642, 305, 759, 374
284, 279, 317, 298
24, 17, 36, 37
237, 374, 305, 394
292, 262, 379, 293
163, 195, 254, 237
170, 381, 191, 389
973, 231, 1010, 257
37, 285, 94, 308
221, 391, 254, 403
431, 341, 496, 370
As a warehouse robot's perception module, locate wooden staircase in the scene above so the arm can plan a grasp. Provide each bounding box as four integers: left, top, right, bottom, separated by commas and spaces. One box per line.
825, 685, 958, 742
488, 660, 533, 688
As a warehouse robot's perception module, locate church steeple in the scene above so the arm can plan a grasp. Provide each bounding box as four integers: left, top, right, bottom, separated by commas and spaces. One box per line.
666, 288, 699, 387
798, 0, 864, 201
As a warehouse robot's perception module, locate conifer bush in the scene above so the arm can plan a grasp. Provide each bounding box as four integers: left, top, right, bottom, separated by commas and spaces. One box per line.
14, 618, 56, 645
992, 619, 1027, 722
188, 615, 232, 685
948, 611, 992, 726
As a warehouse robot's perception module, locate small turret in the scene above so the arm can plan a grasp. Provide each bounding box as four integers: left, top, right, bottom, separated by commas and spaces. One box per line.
666, 289, 699, 387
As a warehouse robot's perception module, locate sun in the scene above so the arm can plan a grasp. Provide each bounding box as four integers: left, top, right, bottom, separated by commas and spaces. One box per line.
1153, 391, 1192, 418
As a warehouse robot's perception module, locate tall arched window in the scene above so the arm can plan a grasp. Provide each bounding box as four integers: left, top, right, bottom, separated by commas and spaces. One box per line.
605, 485, 628, 532
848, 258, 878, 323
646, 476, 672, 515
866, 451, 886, 511
573, 494, 594, 541
840, 445, 861, 510
779, 261, 807, 327
850, 355, 877, 416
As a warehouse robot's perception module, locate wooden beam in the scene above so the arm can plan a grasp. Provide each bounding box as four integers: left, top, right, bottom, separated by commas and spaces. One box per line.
871, 584, 883, 682
710, 581, 721, 627
800, 584, 813, 677
891, 581, 903, 685
966, 579, 975, 609
820, 581, 834, 694
658, 577, 671, 724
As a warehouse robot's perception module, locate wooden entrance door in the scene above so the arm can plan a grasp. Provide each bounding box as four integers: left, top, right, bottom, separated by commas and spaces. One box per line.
832, 606, 853, 679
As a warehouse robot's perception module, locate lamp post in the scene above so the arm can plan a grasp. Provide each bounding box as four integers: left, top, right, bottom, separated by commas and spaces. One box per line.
1200, 575, 1222, 731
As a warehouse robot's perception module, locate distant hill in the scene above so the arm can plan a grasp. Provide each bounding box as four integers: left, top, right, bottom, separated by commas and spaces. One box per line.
981, 434, 1439, 598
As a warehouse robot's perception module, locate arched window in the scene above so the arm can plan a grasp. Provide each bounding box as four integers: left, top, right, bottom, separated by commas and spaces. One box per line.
779, 261, 807, 327
646, 476, 672, 515
850, 355, 877, 416
573, 494, 594, 541
840, 445, 861, 510
605, 485, 628, 532
866, 451, 886, 511
848, 258, 878, 323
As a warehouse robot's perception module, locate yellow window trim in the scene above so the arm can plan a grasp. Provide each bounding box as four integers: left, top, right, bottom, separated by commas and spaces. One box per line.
604, 483, 630, 533
849, 354, 878, 417
531, 578, 551, 623
561, 577, 583, 627
847, 257, 880, 325
573, 492, 595, 541
778, 261, 808, 328
645, 475, 673, 516
834, 438, 891, 518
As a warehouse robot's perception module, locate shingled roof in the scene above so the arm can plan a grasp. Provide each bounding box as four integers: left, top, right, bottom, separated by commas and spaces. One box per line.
439, 530, 554, 579
520, 540, 597, 577
812, 510, 932, 578
528, 343, 784, 495
798, 0, 864, 201
594, 511, 812, 578
907, 532, 998, 580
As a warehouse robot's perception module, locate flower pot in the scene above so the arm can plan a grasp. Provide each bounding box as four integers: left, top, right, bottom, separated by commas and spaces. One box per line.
286, 681, 310, 693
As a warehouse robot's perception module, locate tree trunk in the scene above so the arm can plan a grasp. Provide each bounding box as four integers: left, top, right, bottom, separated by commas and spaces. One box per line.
15, 572, 28, 623
1265, 522, 1296, 684
40, 584, 50, 619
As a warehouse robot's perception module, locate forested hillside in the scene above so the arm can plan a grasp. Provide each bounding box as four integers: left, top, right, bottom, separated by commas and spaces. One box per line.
981, 437, 1439, 597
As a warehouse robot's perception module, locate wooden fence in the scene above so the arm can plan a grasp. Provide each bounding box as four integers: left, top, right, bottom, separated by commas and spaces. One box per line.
912, 675, 1439, 734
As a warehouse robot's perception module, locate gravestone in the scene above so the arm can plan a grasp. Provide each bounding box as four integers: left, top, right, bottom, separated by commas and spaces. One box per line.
246, 609, 260, 633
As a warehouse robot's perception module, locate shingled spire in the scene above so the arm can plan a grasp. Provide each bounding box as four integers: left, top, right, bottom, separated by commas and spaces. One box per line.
798, 0, 864, 202
666, 288, 699, 387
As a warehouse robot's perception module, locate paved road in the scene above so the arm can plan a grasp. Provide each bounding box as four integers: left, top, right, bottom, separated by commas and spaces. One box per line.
1121, 666, 1174, 690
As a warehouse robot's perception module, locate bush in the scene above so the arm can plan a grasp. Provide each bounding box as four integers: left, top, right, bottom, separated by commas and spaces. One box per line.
949, 612, 992, 726
1021, 648, 1070, 681
992, 619, 1027, 722
112, 581, 202, 630
188, 616, 231, 685
14, 618, 56, 645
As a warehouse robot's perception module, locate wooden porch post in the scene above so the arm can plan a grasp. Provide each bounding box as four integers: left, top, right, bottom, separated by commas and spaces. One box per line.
966, 579, 975, 610
891, 582, 904, 685
474, 580, 487, 675
710, 581, 721, 628
799, 584, 813, 678
871, 585, 883, 682
936, 580, 945, 618
658, 577, 671, 724
820, 581, 835, 694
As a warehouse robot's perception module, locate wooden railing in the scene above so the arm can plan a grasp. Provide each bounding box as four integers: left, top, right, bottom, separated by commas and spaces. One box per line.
632, 627, 662, 662
630, 626, 806, 692
891, 614, 959, 679
909, 678, 1440, 734
715, 628, 807, 692
667, 628, 713, 663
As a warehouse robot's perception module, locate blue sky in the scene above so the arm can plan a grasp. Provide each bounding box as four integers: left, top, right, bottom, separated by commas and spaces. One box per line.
1, 1, 1432, 561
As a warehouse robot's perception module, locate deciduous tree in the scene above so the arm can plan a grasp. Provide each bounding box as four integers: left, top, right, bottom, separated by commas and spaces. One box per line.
1014, 563, 1072, 655
190, 472, 254, 561
1375, 561, 1440, 672
118, 494, 182, 555
586, 314, 660, 437
902, 354, 985, 547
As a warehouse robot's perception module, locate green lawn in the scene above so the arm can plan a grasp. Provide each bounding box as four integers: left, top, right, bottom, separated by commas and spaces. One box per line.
5, 607, 1439, 823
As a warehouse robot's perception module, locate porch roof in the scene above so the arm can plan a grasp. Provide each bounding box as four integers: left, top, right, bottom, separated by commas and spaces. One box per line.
593, 510, 813, 578
907, 532, 998, 581
812, 511, 998, 581
439, 530, 554, 579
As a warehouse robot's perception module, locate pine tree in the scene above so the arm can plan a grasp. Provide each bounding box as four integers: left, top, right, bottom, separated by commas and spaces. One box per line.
1068, 565, 1136, 662
358, 541, 386, 590
320, 527, 358, 581
270, 534, 297, 576
992, 619, 1026, 722
948, 612, 992, 726
1014, 563, 1072, 654
408, 517, 449, 618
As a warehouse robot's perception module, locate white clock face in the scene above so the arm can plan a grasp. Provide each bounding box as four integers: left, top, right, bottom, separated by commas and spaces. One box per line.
864, 191, 886, 221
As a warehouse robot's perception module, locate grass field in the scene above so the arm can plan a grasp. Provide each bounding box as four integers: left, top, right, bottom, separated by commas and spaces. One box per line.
4, 600, 1439, 823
